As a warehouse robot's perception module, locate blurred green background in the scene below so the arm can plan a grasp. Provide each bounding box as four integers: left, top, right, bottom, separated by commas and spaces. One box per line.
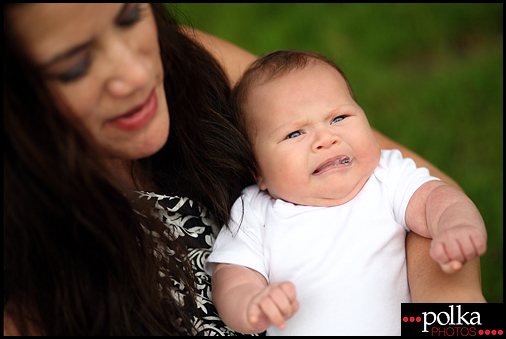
173, 3, 503, 303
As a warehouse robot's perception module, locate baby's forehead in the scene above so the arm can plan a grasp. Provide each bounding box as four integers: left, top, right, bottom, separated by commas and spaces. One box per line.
247, 61, 344, 105
246, 62, 355, 128
258, 61, 344, 94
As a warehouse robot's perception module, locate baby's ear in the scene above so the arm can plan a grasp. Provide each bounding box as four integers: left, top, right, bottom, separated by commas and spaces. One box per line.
255, 170, 268, 191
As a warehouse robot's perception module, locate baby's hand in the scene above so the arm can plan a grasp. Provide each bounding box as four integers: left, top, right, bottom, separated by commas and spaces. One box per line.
430, 225, 487, 274
247, 281, 299, 332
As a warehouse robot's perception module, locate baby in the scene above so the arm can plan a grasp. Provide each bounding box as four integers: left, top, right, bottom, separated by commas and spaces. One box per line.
205, 50, 487, 335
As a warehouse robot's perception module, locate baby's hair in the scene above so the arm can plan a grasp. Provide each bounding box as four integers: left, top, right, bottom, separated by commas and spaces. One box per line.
230, 50, 357, 142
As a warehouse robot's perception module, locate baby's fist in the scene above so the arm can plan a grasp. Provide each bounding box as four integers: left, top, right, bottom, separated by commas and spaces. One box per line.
430, 225, 487, 274
247, 281, 299, 331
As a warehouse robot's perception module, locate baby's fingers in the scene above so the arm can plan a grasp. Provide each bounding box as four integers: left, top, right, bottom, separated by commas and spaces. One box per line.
469, 231, 487, 257
247, 300, 274, 330
431, 227, 488, 274
251, 294, 287, 330
444, 238, 467, 264
440, 260, 463, 274
459, 234, 485, 262
430, 241, 450, 266
264, 283, 298, 329
276, 281, 298, 317
430, 238, 465, 274
248, 282, 299, 331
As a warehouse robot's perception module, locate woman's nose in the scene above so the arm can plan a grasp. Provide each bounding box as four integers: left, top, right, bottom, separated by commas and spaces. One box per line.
105, 39, 150, 97
312, 127, 340, 152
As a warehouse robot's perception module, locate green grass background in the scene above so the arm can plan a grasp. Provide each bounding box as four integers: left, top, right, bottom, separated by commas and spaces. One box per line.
173, 3, 503, 303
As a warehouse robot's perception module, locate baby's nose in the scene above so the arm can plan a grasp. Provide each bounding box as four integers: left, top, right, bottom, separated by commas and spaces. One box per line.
312, 128, 340, 152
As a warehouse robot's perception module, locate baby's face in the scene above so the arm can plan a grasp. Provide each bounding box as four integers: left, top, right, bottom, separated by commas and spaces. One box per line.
246, 62, 381, 206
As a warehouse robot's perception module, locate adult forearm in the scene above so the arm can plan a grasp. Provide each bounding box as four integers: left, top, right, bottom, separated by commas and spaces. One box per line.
180, 26, 256, 87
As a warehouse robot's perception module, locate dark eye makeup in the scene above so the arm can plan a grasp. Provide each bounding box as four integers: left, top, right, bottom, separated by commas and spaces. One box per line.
53, 4, 144, 83
117, 3, 142, 27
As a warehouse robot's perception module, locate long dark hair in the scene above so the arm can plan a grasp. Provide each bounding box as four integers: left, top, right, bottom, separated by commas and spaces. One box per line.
4, 3, 253, 335
136, 4, 255, 227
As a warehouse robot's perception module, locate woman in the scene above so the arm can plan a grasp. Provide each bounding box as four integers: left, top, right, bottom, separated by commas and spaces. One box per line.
4, 3, 484, 336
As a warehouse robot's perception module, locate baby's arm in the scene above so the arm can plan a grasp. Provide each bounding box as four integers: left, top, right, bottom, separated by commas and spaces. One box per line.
406, 180, 487, 274
211, 263, 299, 334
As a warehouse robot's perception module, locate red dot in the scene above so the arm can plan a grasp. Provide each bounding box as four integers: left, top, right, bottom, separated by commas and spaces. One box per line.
416, 317, 421, 322
480, 330, 484, 335
498, 330, 503, 335
403, 317, 408, 322
486, 330, 491, 335
410, 317, 415, 322
492, 330, 497, 335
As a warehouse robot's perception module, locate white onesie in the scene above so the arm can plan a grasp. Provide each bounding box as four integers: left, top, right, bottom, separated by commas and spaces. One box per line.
206, 149, 439, 335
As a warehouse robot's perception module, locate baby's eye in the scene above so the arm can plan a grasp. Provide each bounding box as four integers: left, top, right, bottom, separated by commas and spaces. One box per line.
331, 115, 347, 124
286, 131, 303, 139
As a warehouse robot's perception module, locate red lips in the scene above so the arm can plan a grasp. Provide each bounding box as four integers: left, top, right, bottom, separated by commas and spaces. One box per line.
108, 90, 158, 131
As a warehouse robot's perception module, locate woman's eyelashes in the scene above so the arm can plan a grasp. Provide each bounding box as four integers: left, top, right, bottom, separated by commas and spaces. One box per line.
56, 56, 91, 82
55, 4, 144, 83
117, 3, 143, 27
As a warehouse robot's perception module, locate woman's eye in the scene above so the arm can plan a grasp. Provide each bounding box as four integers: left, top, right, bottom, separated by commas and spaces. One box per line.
331, 115, 346, 124
286, 131, 303, 139
118, 4, 142, 27
56, 58, 90, 83
50, 5, 143, 83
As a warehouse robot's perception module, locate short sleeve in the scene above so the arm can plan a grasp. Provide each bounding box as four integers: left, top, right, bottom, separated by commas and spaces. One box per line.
205, 185, 270, 280
375, 149, 440, 230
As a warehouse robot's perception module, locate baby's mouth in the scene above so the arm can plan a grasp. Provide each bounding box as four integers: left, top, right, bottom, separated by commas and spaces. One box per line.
313, 155, 352, 175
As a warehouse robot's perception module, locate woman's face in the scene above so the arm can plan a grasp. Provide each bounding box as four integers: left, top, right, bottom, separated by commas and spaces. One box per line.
10, 3, 169, 161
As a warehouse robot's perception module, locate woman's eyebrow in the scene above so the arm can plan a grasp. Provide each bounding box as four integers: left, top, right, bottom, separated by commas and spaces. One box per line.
41, 3, 130, 68
41, 41, 93, 68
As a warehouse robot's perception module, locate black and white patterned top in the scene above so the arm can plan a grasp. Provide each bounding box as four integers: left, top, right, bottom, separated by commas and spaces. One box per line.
137, 191, 263, 336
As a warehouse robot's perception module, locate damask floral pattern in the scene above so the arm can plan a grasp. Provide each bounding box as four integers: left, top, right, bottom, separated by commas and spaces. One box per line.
136, 191, 262, 336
